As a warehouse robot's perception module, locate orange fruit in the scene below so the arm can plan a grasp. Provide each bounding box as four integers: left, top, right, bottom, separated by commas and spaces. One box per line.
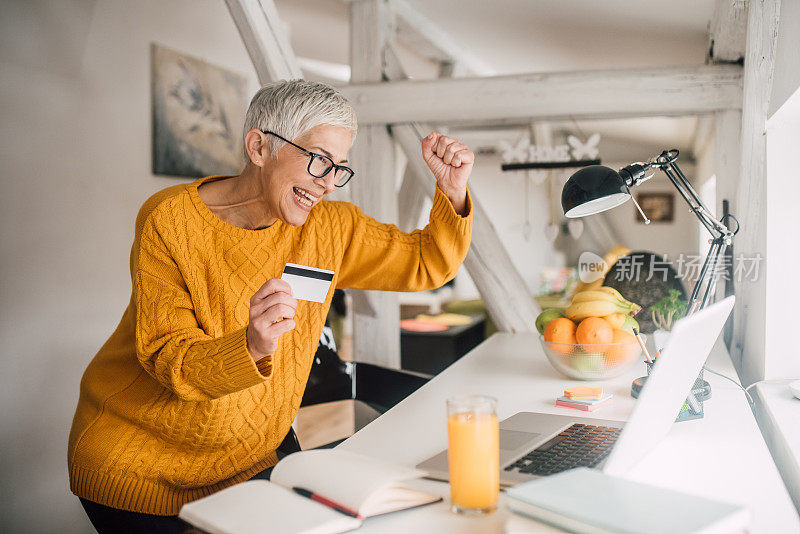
602, 313, 626, 329
604, 329, 640, 365
544, 317, 577, 356
544, 318, 577, 343
575, 317, 613, 346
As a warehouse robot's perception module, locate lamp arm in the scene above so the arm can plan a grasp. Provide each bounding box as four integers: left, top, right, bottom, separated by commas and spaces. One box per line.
641, 151, 735, 313
660, 164, 721, 237
661, 158, 730, 237
620, 154, 727, 238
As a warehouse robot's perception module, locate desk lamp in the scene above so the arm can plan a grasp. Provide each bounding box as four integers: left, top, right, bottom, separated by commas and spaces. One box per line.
561, 149, 739, 314
562, 150, 739, 420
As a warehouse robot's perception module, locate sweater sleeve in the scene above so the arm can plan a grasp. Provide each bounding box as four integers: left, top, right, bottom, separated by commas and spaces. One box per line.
133, 214, 269, 401
337, 185, 473, 291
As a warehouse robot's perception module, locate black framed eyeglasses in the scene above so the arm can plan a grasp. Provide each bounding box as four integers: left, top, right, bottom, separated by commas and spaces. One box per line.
262, 130, 355, 187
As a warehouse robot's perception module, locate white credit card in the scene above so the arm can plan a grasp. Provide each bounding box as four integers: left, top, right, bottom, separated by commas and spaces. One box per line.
280, 263, 334, 303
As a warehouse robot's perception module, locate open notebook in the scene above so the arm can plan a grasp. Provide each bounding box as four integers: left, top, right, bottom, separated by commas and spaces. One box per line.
179, 449, 441, 534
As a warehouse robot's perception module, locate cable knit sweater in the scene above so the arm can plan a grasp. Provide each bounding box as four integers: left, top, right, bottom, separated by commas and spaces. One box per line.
68, 174, 472, 515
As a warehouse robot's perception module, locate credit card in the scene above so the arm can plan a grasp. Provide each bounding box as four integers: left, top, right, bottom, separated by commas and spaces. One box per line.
280, 263, 334, 303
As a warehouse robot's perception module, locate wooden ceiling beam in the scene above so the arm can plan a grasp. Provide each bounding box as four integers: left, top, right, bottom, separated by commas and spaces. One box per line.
709, 0, 749, 64
390, 0, 495, 76
340, 65, 744, 126
348, 0, 402, 368
224, 0, 302, 83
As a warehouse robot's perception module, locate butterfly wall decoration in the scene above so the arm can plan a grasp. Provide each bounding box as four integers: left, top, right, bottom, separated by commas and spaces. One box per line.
567, 133, 600, 160
499, 133, 602, 171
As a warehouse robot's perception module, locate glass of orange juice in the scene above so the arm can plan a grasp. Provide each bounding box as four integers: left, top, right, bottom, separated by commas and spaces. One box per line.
446, 395, 499, 514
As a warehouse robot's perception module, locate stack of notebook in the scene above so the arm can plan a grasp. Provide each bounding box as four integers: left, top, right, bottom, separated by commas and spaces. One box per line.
505, 468, 751, 533
556, 386, 612, 412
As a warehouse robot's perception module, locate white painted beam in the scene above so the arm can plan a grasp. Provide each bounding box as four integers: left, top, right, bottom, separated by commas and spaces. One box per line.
713, 109, 741, 329
714, 110, 742, 214
691, 116, 715, 159
349, 0, 401, 368
390, 0, 495, 76
709, 0, 749, 63
224, 0, 302, 83
340, 65, 744, 126
730, 0, 780, 384
392, 124, 540, 333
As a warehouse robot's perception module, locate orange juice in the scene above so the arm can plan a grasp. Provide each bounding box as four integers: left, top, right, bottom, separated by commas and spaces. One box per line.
447, 411, 499, 512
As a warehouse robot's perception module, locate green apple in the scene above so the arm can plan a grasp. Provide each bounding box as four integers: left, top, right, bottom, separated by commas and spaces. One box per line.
621, 315, 640, 335
572, 352, 605, 374
535, 309, 565, 335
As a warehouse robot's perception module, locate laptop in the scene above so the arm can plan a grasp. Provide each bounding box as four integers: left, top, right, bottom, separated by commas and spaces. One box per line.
417, 296, 735, 485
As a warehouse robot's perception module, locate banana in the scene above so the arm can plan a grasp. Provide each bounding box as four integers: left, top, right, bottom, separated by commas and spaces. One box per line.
572, 288, 641, 315
571, 290, 622, 304
602, 245, 631, 271
566, 300, 620, 321
595, 286, 625, 301
600, 287, 642, 315
571, 277, 603, 296
569, 246, 630, 298
570, 291, 641, 317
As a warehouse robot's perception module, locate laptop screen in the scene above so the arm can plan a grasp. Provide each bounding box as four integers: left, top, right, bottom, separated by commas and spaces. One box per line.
601, 297, 735, 476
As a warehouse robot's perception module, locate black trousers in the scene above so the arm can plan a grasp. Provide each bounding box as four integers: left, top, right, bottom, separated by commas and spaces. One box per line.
79, 466, 275, 534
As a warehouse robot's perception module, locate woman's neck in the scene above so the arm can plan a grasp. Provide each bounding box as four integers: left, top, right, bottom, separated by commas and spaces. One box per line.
198, 167, 277, 230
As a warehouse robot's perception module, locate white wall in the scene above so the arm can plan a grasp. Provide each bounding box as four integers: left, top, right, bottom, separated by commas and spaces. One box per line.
740, 0, 800, 383
769, 0, 800, 118
765, 87, 800, 379
763, 0, 800, 380
0, 1, 259, 532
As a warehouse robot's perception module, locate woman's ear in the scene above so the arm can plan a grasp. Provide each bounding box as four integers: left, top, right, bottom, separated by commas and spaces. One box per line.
244, 129, 268, 166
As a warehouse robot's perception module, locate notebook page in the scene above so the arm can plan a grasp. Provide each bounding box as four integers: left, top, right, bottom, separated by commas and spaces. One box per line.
358, 482, 442, 517
270, 449, 429, 513
178, 480, 361, 534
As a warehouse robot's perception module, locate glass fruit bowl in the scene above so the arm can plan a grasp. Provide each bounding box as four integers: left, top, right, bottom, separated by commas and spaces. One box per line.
539, 335, 644, 380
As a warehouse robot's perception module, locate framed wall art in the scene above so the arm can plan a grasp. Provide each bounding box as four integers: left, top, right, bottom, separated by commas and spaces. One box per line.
635, 192, 675, 223
151, 43, 249, 178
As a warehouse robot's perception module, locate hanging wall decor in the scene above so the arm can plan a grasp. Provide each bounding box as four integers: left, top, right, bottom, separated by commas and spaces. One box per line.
567, 219, 585, 239
151, 43, 249, 178
500, 131, 600, 241
499, 133, 601, 172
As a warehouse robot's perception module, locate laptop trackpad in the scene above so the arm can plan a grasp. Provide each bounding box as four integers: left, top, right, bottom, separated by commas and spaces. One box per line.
501, 430, 541, 450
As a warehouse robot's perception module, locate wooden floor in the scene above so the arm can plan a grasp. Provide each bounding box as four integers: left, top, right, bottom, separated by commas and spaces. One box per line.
293, 334, 355, 449
294, 400, 355, 450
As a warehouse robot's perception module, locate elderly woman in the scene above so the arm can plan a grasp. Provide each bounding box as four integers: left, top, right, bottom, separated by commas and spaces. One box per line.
68, 79, 473, 532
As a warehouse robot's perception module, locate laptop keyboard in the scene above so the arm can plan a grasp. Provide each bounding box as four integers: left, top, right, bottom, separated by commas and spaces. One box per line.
504, 423, 621, 476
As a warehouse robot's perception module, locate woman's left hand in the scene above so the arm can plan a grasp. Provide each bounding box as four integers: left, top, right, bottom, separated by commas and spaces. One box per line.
421, 132, 474, 215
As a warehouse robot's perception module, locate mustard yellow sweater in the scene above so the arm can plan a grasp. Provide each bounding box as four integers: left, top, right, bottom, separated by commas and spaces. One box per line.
68, 175, 472, 515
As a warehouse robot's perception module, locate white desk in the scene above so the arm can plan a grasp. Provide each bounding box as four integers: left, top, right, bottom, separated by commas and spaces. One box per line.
338, 333, 800, 533
752, 380, 800, 513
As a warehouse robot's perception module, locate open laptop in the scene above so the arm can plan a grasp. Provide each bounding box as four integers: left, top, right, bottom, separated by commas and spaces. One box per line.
417, 296, 735, 485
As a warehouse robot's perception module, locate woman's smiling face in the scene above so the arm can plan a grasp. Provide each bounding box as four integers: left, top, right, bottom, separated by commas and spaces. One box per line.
259, 124, 353, 227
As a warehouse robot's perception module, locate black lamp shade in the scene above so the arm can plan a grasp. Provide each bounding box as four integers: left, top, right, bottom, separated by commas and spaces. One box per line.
561, 165, 631, 218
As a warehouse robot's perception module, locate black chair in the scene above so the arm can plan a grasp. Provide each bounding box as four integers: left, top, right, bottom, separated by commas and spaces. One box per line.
278, 326, 432, 454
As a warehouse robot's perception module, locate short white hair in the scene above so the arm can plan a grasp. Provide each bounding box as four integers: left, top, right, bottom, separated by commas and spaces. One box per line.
243, 79, 358, 158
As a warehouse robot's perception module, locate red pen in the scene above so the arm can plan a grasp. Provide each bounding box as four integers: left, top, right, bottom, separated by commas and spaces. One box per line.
292, 487, 363, 519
